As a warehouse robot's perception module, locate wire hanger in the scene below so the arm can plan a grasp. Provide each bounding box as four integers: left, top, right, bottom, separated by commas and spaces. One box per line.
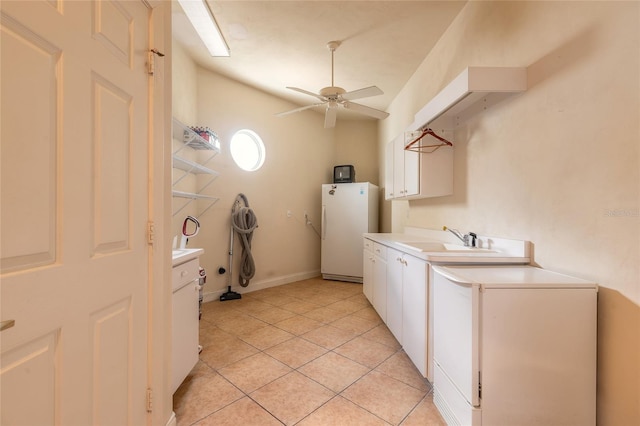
404, 128, 453, 153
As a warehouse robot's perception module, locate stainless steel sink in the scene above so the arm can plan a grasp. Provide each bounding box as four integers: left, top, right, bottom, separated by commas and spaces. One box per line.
395, 241, 496, 253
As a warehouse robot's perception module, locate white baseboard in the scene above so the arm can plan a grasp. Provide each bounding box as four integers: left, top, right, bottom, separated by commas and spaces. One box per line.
165, 411, 177, 426
203, 269, 321, 303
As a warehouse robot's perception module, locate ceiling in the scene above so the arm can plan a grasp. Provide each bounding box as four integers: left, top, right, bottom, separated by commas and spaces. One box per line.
172, 1, 467, 121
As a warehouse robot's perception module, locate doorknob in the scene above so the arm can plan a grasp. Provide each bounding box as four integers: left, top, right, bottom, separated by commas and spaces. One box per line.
1, 319, 15, 331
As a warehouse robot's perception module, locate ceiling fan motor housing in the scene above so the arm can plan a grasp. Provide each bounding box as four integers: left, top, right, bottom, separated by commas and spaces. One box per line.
320, 86, 346, 99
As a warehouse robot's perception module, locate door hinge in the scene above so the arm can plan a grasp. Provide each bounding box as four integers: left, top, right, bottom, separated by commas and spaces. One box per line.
478, 371, 482, 399
146, 388, 153, 412
147, 221, 155, 245
148, 49, 165, 75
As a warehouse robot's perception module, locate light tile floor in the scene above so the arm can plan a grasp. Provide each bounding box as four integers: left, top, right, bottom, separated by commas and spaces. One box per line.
173, 277, 446, 426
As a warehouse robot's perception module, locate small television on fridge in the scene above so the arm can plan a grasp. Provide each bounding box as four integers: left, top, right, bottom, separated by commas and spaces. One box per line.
333, 165, 355, 183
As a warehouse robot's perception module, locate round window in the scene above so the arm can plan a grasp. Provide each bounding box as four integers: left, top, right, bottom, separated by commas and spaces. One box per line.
230, 129, 265, 171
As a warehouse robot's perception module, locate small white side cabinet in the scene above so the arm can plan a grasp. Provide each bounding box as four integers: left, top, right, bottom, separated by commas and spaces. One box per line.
171, 256, 201, 394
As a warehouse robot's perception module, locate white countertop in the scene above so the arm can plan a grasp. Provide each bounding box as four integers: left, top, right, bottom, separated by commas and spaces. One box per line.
364, 228, 530, 264
432, 265, 597, 289
172, 248, 204, 266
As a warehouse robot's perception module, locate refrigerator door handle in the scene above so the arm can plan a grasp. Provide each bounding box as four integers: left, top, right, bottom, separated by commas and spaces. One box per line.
321, 205, 326, 240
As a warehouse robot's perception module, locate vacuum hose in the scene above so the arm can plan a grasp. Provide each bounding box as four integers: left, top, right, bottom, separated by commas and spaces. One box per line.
231, 194, 258, 287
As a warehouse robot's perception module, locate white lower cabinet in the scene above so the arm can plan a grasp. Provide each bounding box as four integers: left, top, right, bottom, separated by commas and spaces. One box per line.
172, 257, 201, 394
362, 240, 374, 303
363, 238, 387, 322
372, 244, 387, 322
401, 254, 427, 377
364, 239, 429, 377
387, 247, 428, 376
386, 248, 404, 343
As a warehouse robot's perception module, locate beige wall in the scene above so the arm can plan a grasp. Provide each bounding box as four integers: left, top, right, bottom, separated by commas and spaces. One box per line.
380, 1, 639, 424
334, 119, 379, 186
172, 41, 378, 297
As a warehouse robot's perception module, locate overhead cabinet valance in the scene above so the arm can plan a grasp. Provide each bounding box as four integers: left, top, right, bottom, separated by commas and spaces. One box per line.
411, 66, 527, 132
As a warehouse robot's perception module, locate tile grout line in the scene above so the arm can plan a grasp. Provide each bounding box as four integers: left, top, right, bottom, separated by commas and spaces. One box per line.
178, 279, 436, 425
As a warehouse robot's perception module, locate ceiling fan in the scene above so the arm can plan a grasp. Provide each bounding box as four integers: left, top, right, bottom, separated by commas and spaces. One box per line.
276, 41, 390, 128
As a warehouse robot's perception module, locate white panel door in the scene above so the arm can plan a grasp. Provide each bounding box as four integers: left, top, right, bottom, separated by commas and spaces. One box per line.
1, 1, 152, 424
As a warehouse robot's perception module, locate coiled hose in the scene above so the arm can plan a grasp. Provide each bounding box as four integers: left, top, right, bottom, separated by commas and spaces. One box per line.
231, 194, 258, 287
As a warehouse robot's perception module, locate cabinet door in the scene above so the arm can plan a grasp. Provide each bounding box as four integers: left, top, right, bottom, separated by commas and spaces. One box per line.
172, 280, 200, 394
384, 141, 395, 200
402, 255, 427, 377
403, 147, 420, 197
393, 134, 405, 198
362, 247, 374, 304
386, 248, 404, 343
372, 254, 387, 322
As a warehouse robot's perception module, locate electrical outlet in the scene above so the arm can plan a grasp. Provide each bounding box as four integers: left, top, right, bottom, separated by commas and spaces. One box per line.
287, 210, 292, 218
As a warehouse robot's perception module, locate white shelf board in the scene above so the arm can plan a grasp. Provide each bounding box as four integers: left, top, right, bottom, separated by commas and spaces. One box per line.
412, 67, 526, 132
172, 118, 220, 152
172, 155, 219, 175
172, 190, 218, 201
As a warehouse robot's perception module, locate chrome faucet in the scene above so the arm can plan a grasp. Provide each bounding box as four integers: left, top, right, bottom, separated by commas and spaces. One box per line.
443, 226, 478, 247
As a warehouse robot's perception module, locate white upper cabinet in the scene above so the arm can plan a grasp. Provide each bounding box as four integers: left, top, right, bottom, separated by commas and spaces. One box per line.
385, 132, 453, 201
385, 67, 527, 201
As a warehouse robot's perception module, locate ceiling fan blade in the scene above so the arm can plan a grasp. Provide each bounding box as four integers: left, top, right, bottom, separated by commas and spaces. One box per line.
276, 102, 326, 117
324, 106, 337, 128
342, 101, 390, 120
341, 86, 383, 101
286, 87, 326, 102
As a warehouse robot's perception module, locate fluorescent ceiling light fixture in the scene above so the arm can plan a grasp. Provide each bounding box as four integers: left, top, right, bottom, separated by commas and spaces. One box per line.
178, 0, 230, 57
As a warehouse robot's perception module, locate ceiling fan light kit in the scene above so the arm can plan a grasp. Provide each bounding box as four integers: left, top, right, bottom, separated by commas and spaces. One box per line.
276, 40, 390, 128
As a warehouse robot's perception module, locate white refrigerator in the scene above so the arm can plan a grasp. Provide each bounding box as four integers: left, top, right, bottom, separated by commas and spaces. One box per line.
321, 182, 378, 282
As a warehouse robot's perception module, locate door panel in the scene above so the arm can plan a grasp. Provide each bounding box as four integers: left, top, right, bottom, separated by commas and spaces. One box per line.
0, 331, 59, 425
0, 1, 151, 424
0, 12, 59, 272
